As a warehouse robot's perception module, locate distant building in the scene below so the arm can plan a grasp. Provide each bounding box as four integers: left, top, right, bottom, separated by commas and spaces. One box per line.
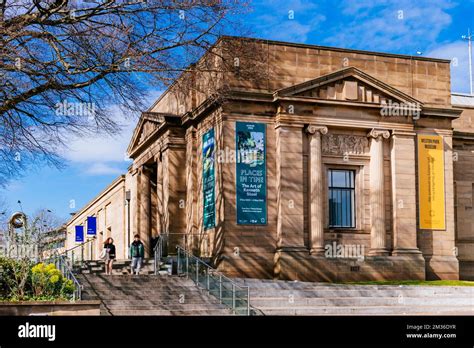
66, 36, 474, 281
0, 230, 5, 249
40, 225, 67, 259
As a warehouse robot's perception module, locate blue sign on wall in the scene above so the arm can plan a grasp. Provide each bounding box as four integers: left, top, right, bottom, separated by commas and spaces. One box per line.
236, 122, 267, 225
202, 128, 216, 230
87, 216, 97, 236
75, 225, 84, 243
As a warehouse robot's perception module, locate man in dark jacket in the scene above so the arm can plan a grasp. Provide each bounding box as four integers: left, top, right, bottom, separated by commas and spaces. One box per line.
130, 234, 145, 275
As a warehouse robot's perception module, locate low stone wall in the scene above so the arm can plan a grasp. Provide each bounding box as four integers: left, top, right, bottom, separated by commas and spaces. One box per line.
277, 251, 427, 282
460, 261, 474, 280
0, 301, 101, 316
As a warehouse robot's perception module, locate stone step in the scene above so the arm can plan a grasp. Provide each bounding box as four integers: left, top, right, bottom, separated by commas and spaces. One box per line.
101, 298, 226, 306
82, 290, 206, 298
104, 303, 229, 310
81, 282, 199, 288
82, 292, 215, 301
236, 279, 474, 292
232, 278, 474, 316
108, 309, 232, 316
247, 289, 474, 297
250, 297, 474, 307
78, 273, 233, 316
257, 305, 474, 316
79, 277, 191, 284
80, 270, 156, 275
74, 259, 166, 276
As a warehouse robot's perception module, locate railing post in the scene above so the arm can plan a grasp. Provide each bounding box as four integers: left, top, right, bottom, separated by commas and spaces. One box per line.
177, 248, 181, 275
219, 275, 222, 303
185, 252, 189, 278
206, 268, 210, 292
195, 258, 199, 284
247, 287, 250, 316
232, 284, 236, 313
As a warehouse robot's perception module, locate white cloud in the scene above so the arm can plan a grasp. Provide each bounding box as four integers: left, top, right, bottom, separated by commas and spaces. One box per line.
324, 0, 455, 53
61, 90, 163, 176
426, 41, 472, 94
250, 0, 325, 43
84, 162, 124, 176
61, 108, 135, 164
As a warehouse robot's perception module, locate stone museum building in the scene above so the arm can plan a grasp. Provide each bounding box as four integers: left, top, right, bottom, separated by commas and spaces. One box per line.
66, 36, 474, 281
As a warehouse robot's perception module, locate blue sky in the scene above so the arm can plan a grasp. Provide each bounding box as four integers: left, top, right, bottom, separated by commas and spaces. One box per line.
1, 0, 473, 222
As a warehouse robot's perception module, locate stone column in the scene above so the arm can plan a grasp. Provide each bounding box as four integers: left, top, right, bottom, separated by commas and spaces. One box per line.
155, 154, 163, 237
367, 129, 390, 256
139, 166, 151, 257
275, 124, 306, 250
306, 125, 328, 256
390, 131, 422, 255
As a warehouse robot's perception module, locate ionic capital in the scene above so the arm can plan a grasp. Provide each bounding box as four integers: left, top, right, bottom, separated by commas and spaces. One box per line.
306, 125, 328, 136
367, 128, 390, 139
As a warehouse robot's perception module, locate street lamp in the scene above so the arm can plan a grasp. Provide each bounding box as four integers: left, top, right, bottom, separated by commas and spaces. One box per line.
462, 29, 473, 95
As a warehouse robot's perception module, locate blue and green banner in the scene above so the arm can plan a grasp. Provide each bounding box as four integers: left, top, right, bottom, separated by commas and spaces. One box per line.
236, 122, 267, 225
75, 225, 84, 243
202, 128, 215, 230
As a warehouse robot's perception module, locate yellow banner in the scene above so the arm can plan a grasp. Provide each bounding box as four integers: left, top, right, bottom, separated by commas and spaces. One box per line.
418, 135, 446, 230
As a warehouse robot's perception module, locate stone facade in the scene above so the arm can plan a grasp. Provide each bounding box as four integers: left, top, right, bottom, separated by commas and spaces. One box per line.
66, 37, 473, 281
66, 176, 127, 261
452, 94, 474, 280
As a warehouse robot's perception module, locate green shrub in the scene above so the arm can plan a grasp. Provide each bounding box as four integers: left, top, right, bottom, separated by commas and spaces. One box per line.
0, 257, 32, 300
31, 263, 74, 299
0, 257, 74, 301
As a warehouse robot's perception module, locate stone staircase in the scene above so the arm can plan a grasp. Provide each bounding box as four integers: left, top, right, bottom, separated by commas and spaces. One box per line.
78, 273, 233, 316
74, 258, 164, 275
235, 278, 474, 316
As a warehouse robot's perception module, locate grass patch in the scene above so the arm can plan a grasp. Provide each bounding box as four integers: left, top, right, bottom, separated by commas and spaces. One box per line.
339, 280, 474, 286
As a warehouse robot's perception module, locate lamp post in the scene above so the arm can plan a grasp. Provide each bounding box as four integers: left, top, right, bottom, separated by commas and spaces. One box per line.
125, 190, 131, 258
462, 29, 473, 95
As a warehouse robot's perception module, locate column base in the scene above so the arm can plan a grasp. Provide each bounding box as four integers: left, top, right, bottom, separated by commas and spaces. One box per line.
368, 248, 389, 256
392, 248, 422, 256
278, 246, 308, 253
425, 255, 459, 280
310, 247, 325, 256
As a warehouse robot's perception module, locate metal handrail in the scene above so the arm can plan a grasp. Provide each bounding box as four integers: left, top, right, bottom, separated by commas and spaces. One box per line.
153, 235, 163, 275
50, 236, 97, 265
44, 252, 82, 301
176, 246, 250, 315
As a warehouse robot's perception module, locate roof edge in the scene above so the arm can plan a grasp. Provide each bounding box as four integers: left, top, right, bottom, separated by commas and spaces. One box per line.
219, 35, 451, 63
66, 175, 126, 226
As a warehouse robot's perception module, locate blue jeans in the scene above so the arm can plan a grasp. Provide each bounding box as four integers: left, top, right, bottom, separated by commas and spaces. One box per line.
131, 257, 143, 274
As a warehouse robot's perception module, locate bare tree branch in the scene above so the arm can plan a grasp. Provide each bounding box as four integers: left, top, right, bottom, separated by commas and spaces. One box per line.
0, 0, 264, 186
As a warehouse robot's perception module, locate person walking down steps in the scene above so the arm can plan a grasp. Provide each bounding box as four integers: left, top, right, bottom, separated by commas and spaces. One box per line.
103, 238, 116, 275
130, 234, 145, 275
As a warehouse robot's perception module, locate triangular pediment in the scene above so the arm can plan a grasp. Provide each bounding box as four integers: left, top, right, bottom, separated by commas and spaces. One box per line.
275, 67, 422, 106
127, 112, 167, 157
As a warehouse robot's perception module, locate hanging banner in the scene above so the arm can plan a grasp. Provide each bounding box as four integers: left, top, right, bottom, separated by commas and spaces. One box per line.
236, 122, 267, 225
418, 134, 446, 230
75, 226, 84, 243
202, 128, 215, 230
87, 216, 97, 236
